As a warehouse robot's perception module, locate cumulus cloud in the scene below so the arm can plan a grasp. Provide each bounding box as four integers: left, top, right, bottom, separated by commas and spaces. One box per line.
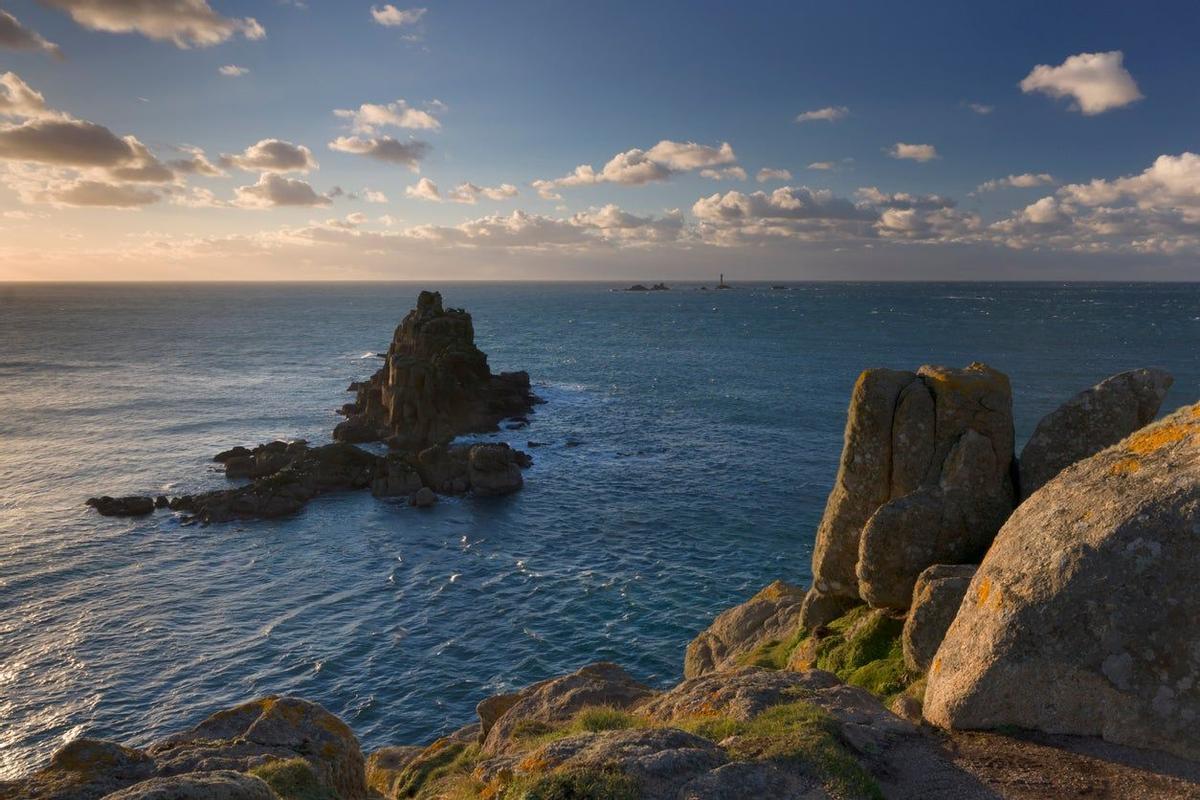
0, 72, 53, 119
0, 118, 140, 167
219, 65, 248, 77
40, 179, 160, 207
693, 186, 870, 224
699, 166, 747, 181
334, 100, 440, 133
41, 0, 265, 48
221, 139, 317, 173
974, 173, 1055, 193
168, 145, 223, 177
756, 168, 792, 183
328, 136, 428, 169
1020, 51, 1142, 115
234, 173, 330, 208
534, 140, 736, 197
795, 106, 848, 124
363, 188, 388, 203
855, 187, 955, 210
888, 143, 938, 162
406, 177, 519, 204
371, 5, 425, 27
0, 10, 63, 58
1057, 152, 1200, 215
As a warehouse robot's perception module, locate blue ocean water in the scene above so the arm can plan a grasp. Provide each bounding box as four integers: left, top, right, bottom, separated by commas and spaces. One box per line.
0, 281, 1196, 779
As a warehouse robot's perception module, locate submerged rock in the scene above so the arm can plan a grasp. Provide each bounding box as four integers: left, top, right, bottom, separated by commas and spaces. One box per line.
924, 401, 1200, 760
803, 363, 1015, 622
1018, 367, 1173, 499
683, 580, 806, 678
334, 291, 539, 449
85, 495, 156, 517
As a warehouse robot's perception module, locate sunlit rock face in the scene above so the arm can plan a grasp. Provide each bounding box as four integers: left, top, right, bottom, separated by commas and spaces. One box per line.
801, 363, 1015, 623
335, 290, 538, 450
924, 402, 1200, 760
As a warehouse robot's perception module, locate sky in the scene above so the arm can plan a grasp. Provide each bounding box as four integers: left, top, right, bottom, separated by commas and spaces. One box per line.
0, 0, 1198, 281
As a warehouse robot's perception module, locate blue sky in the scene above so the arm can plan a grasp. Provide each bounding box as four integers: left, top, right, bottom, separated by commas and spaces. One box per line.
1, 0, 1198, 279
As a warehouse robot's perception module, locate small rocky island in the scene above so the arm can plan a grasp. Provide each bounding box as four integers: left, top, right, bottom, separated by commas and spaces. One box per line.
50, 362, 1200, 798
86, 291, 540, 522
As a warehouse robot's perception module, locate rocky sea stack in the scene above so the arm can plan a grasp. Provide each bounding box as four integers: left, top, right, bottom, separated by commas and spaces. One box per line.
86, 292, 538, 522
334, 290, 539, 450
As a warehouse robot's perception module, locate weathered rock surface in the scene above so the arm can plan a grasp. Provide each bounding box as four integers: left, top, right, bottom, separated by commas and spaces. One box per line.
902, 564, 976, 673
803, 362, 1015, 621
149, 696, 368, 798
924, 401, 1200, 760
84, 496, 155, 517
683, 580, 806, 679
1018, 367, 1173, 499
334, 290, 538, 449
214, 439, 308, 480
0, 738, 156, 800
168, 442, 378, 522
480, 662, 655, 755
101, 771, 274, 800
365, 746, 423, 799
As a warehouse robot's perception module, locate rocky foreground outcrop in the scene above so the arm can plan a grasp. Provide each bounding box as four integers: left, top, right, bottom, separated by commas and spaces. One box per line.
335, 290, 539, 450
1017, 366, 1172, 499
924, 401, 1200, 760
803, 363, 1015, 623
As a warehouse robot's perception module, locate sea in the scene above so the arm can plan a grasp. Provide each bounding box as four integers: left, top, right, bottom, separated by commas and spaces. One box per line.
0, 281, 1197, 779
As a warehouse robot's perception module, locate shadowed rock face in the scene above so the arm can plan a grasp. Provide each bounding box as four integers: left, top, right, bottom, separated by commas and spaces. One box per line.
902, 564, 976, 673
335, 290, 539, 450
802, 363, 1015, 622
924, 401, 1200, 760
1018, 367, 1173, 500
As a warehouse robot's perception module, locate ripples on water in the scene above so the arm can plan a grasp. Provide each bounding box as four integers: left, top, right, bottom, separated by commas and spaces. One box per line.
0, 282, 1197, 778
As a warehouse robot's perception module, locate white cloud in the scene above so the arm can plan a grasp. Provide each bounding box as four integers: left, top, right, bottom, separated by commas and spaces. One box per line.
334, 100, 440, 133
406, 177, 519, 204
168, 145, 223, 177
888, 143, 938, 162
693, 186, 870, 223
234, 173, 330, 208
41, 0, 265, 48
966, 102, 994, 115
807, 161, 835, 171
0, 72, 53, 119
371, 5, 426, 27
974, 173, 1055, 193
795, 106, 848, 124
364, 188, 389, 203
855, 187, 955, 210
219, 65, 249, 77
756, 168, 792, 183
0, 118, 141, 167
699, 166, 747, 181
534, 140, 737, 197
222, 139, 317, 173
328, 136, 429, 169
1058, 152, 1200, 215
0, 10, 62, 59
1020, 51, 1142, 115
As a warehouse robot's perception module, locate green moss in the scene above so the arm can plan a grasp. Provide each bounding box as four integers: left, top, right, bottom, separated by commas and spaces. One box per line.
247, 757, 334, 800
740, 627, 809, 670
801, 607, 915, 702
512, 706, 644, 750
392, 740, 480, 799
677, 701, 882, 800
506, 768, 640, 800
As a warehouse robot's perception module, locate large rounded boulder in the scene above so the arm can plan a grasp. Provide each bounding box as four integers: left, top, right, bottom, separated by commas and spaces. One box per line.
924, 401, 1200, 760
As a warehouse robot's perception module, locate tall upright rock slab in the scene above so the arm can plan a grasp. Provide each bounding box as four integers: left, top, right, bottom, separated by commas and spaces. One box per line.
335, 291, 538, 450
924, 401, 1200, 760
1018, 367, 1173, 500
802, 362, 1015, 625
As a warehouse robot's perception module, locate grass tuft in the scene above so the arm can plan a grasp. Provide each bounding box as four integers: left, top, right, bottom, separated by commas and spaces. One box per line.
247, 757, 334, 800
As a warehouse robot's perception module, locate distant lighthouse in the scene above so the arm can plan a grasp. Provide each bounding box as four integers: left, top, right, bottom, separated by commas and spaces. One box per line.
718, 273, 730, 289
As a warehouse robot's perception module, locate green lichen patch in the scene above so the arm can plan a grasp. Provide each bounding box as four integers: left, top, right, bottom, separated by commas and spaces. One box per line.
503, 767, 641, 800
677, 701, 882, 800
247, 757, 334, 800
740, 627, 809, 670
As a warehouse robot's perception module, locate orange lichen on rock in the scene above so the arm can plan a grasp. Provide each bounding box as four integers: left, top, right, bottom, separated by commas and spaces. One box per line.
1109, 457, 1141, 476
1125, 422, 1196, 456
